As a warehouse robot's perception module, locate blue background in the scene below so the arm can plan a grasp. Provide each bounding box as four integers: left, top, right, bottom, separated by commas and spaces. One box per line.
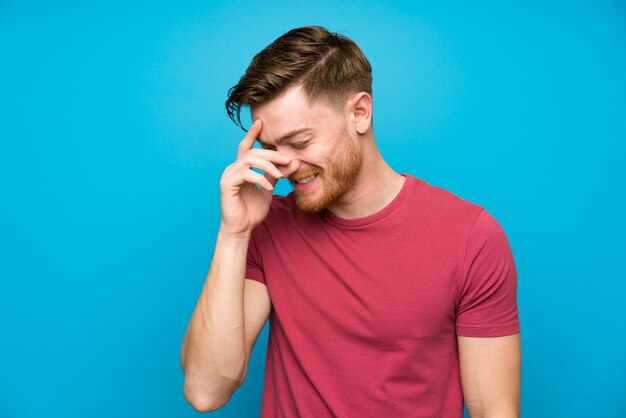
1, 1, 625, 417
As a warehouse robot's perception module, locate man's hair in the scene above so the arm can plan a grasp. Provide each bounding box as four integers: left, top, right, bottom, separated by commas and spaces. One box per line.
225, 25, 373, 130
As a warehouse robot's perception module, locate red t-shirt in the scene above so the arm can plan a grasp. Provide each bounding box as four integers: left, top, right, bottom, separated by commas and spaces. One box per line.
245, 174, 520, 417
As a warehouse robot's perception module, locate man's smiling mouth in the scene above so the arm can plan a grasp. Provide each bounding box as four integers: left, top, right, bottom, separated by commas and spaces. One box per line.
291, 172, 319, 184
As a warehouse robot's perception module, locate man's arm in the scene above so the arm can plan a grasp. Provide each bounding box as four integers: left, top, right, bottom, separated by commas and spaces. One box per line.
180, 232, 250, 412
458, 333, 521, 418
180, 119, 293, 412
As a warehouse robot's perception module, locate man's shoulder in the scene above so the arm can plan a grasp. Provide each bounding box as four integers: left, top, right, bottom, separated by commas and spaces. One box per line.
406, 174, 484, 221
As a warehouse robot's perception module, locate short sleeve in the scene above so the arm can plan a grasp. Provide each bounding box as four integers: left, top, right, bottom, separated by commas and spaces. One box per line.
245, 225, 266, 285
455, 209, 520, 337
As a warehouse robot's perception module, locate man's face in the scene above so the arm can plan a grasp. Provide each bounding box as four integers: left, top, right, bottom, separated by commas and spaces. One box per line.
252, 84, 363, 213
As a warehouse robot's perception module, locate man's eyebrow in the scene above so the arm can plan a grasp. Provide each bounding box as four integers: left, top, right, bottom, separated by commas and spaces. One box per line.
257, 127, 312, 147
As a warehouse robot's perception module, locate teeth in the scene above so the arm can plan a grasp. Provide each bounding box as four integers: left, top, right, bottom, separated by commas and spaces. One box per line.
295, 174, 317, 184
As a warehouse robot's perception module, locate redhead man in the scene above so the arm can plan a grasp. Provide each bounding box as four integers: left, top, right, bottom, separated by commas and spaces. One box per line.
181, 25, 521, 418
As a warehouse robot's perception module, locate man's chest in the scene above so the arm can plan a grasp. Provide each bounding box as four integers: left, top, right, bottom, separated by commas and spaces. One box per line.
261, 224, 465, 342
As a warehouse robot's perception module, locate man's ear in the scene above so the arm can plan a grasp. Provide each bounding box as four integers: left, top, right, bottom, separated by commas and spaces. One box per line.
349, 92, 372, 134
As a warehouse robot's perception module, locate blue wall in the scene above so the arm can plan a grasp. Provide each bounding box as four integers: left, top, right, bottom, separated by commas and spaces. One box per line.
1, 1, 625, 417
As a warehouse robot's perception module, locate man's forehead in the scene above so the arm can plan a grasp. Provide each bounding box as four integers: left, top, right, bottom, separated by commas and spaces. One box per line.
251, 85, 310, 121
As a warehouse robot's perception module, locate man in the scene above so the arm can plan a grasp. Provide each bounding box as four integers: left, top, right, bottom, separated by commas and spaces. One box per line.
181, 26, 521, 417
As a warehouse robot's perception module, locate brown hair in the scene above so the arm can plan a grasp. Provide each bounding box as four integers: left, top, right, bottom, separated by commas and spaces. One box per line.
225, 25, 373, 130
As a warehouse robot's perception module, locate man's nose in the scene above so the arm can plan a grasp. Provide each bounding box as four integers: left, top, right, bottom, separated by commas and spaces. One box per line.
277, 157, 301, 178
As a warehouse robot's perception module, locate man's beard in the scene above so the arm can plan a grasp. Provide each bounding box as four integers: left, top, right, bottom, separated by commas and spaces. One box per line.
293, 138, 363, 214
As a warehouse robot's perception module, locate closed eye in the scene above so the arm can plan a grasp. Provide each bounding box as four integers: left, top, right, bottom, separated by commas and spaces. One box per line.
291, 141, 310, 149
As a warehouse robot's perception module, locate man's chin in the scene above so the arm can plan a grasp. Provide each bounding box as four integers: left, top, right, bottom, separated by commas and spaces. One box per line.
294, 195, 326, 213
293, 189, 334, 213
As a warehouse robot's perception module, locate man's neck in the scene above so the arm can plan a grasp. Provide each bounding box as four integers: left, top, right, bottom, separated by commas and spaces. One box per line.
326, 147, 406, 220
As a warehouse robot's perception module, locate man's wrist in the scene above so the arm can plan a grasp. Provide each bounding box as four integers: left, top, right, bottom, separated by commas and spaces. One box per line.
217, 226, 252, 242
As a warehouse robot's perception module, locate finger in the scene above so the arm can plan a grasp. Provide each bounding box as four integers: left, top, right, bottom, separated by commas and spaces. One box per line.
246, 155, 284, 179
247, 148, 293, 166
263, 169, 281, 190
243, 168, 274, 191
237, 119, 263, 160
233, 154, 283, 180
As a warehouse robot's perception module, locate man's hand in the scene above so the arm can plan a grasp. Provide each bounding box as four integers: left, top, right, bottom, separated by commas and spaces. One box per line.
219, 119, 300, 238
